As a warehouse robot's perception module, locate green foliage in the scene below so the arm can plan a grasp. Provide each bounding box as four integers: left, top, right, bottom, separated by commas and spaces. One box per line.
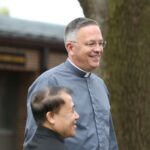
0, 7, 9, 16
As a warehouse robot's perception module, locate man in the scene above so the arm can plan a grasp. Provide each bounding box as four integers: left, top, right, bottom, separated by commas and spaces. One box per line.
24, 86, 79, 150
24, 17, 118, 150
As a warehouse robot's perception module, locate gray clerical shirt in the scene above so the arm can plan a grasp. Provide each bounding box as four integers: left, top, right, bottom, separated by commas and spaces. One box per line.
24, 60, 118, 150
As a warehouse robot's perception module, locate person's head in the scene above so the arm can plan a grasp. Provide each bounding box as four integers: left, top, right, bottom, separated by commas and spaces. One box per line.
64, 17, 106, 72
31, 86, 79, 138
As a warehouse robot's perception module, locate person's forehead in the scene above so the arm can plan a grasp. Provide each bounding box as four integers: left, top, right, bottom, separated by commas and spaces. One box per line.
76, 25, 101, 35
60, 92, 73, 105
76, 25, 102, 40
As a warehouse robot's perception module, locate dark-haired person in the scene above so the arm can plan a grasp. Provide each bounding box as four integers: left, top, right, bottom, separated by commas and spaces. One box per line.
24, 17, 118, 150
24, 86, 79, 150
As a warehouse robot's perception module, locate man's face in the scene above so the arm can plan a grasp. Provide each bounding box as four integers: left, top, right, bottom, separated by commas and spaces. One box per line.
67, 25, 104, 72
53, 92, 79, 138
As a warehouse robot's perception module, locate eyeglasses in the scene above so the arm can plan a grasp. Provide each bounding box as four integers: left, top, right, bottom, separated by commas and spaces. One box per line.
71, 40, 107, 48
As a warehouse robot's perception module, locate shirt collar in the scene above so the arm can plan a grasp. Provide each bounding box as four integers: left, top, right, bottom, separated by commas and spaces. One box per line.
66, 58, 91, 78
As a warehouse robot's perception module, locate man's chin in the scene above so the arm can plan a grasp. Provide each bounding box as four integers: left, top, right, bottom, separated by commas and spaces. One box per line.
91, 63, 100, 69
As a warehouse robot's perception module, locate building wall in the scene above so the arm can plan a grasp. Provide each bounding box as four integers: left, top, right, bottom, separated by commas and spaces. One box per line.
0, 45, 67, 150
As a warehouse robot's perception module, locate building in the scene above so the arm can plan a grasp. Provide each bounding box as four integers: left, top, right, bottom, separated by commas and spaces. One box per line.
0, 15, 67, 150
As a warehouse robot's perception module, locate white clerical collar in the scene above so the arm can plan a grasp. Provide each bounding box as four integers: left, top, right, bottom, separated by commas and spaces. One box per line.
67, 58, 91, 77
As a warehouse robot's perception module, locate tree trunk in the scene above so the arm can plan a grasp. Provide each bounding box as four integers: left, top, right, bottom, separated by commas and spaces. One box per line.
104, 0, 150, 149
78, 0, 150, 150
78, 0, 108, 37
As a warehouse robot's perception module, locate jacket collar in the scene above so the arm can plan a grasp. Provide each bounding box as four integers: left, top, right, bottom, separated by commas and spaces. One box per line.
36, 126, 64, 142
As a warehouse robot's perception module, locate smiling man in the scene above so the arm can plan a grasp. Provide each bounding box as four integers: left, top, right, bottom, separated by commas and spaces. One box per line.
24, 86, 79, 150
24, 17, 118, 150
65, 21, 104, 71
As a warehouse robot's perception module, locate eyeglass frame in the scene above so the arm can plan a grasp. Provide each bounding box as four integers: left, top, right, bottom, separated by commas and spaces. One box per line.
70, 40, 107, 48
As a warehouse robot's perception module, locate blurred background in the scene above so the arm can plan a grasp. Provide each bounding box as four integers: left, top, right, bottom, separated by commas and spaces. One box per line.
0, 0, 149, 150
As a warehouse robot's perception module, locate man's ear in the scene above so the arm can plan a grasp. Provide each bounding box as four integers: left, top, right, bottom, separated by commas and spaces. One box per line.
65, 42, 74, 56
46, 111, 55, 124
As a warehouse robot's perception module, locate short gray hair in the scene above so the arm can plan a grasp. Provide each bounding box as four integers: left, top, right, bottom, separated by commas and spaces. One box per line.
64, 17, 99, 43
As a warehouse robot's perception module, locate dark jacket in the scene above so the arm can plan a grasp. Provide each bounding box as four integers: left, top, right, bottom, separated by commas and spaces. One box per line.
24, 126, 69, 150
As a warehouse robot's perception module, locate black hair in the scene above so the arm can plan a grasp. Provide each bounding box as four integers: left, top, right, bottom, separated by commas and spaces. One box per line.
31, 86, 72, 125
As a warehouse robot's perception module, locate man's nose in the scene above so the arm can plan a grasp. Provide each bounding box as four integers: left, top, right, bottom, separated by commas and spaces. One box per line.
94, 44, 103, 53
75, 111, 80, 119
